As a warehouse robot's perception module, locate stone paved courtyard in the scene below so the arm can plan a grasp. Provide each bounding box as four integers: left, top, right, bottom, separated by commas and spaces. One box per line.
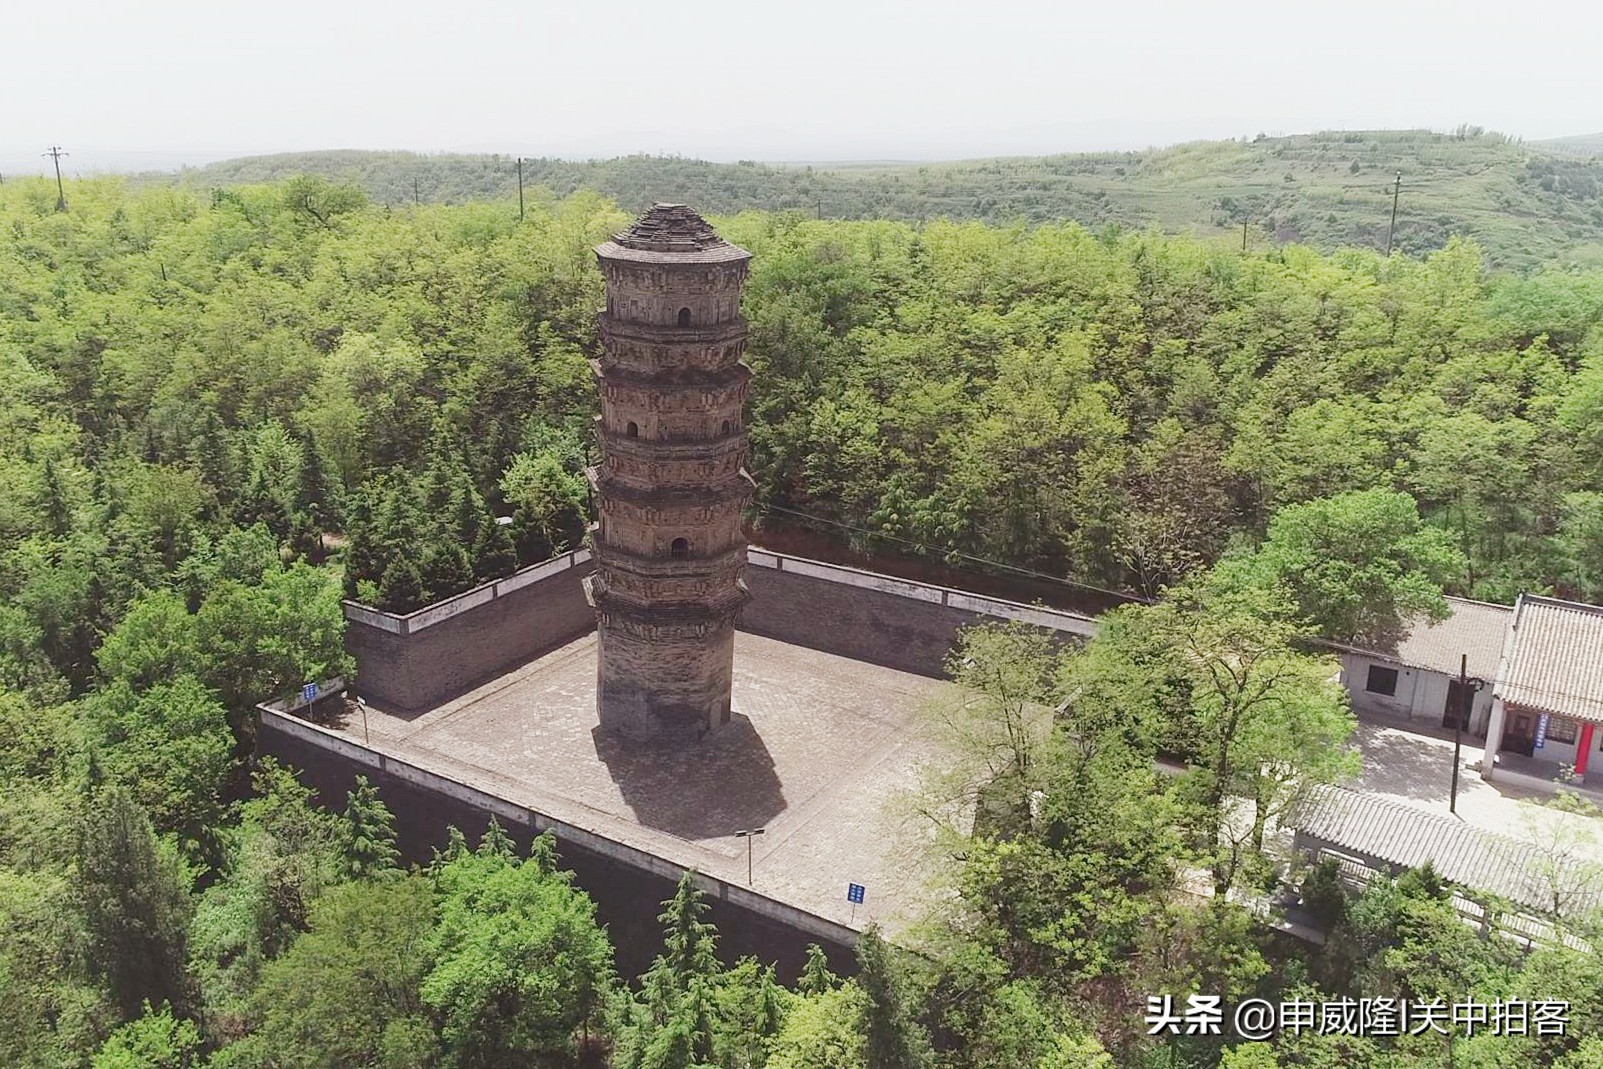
1351, 717, 1603, 867
333, 631, 955, 933
321, 633, 1603, 938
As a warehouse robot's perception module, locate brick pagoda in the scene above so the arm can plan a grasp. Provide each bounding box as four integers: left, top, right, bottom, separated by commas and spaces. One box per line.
585, 205, 754, 741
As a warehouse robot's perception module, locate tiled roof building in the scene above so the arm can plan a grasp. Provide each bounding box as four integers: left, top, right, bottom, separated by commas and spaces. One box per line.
1484, 594, 1603, 783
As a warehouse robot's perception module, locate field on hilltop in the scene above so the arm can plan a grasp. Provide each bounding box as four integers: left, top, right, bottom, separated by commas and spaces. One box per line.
151, 128, 1603, 269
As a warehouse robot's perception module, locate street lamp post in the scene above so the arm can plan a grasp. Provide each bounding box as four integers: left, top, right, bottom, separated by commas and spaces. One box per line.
734, 828, 765, 886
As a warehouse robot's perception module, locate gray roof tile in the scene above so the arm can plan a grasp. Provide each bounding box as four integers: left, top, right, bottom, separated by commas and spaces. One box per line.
1289, 784, 1598, 914
1498, 595, 1603, 724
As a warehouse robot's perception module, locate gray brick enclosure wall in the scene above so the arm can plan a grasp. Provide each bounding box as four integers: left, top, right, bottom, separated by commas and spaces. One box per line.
740, 550, 1095, 676
343, 550, 597, 711
342, 547, 1097, 711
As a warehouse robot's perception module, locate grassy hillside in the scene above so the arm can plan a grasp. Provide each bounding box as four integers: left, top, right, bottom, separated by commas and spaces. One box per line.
151, 129, 1603, 269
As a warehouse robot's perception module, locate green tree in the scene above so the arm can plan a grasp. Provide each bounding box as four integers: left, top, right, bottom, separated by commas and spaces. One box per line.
422, 832, 614, 1069
766, 984, 869, 1069
932, 621, 1063, 840
220, 877, 438, 1069
1217, 488, 1465, 646
1553, 491, 1603, 602
92, 1003, 202, 1069
83, 676, 232, 853
1148, 580, 1356, 894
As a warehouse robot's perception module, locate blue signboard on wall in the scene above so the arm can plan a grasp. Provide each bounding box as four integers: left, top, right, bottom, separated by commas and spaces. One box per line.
1535, 713, 1550, 749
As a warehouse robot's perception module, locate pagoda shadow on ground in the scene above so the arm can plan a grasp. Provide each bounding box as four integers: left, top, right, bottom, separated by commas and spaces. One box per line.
591, 713, 786, 840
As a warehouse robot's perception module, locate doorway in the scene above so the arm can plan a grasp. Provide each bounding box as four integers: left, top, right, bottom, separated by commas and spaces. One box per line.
1502, 712, 1537, 757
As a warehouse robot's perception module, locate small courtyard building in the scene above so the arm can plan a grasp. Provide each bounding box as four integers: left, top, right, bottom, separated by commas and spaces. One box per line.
1336, 596, 1510, 735
1484, 595, 1603, 787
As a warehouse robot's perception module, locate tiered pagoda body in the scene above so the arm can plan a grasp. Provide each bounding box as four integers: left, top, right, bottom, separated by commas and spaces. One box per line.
585, 205, 754, 741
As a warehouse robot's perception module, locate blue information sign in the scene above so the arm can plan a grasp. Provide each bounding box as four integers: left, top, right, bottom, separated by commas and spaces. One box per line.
301, 682, 320, 704
847, 883, 866, 905
1535, 713, 1549, 750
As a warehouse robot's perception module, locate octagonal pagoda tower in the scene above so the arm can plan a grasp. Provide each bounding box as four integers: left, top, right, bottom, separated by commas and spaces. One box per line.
585, 205, 754, 742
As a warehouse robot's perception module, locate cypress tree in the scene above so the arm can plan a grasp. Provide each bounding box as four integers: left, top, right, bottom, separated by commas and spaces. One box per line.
856, 925, 931, 1069
78, 786, 194, 1018
339, 775, 399, 879
799, 943, 837, 996
378, 558, 425, 614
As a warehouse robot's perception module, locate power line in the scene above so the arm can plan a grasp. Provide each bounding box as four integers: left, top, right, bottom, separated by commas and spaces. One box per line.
43, 145, 68, 211
756, 501, 1148, 605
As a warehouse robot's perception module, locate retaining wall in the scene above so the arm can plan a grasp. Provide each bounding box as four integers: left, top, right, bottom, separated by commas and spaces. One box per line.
256, 704, 858, 981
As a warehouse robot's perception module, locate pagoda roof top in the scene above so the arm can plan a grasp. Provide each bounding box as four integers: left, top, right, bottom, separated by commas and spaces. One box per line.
596, 204, 752, 265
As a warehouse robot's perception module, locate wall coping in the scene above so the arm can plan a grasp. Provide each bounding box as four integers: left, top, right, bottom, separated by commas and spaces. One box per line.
345, 544, 1099, 640
256, 702, 860, 950
746, 547, 1098, 637
342, 549, 594, 636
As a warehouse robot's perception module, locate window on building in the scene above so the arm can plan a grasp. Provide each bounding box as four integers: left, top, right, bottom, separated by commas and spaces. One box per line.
720, 419, 731, 435
1365, 666, 1399, 696
625, 421, 638, 437
1547, 716, 1578, 745
670, 537, 689, 559
677, 307, 692, 328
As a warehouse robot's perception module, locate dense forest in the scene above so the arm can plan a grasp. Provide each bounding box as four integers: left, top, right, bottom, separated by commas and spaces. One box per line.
4, 173, 1603, 1066
155, 129, 1603, 269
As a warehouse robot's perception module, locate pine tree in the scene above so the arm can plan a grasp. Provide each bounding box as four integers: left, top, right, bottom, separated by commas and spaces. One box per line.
657, 872, 721, 986
420, 542, 474, 603
478, 816, 516, 859
626, 873, 725, 1069
294, 433, 340, 540
39, 457, 74, 536
341, 489, 383, 597
187, 410, 234, 514
339, 775, 400, 879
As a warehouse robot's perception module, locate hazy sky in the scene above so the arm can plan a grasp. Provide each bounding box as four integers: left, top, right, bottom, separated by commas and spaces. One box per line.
2, 0, 1599, 175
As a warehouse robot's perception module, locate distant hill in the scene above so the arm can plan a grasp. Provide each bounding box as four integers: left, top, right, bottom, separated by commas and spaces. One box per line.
1532, 133, 1603, 157
148, 129, 1603, 269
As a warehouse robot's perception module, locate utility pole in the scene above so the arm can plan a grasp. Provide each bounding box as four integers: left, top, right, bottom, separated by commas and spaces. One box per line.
1241, 219, 1248, 253
516, 157, 525, 221
1385, 170, 1402, 255
43, 146, 68, 211
1450, 653, 1466, 814
412, 176, 421, 206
